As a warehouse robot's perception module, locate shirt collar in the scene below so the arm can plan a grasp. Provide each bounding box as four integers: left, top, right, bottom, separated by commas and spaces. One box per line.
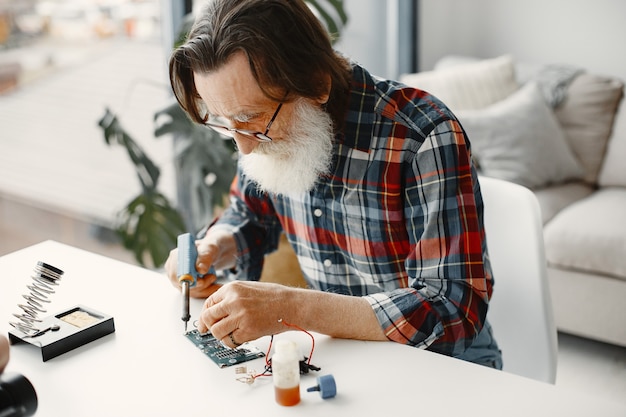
339, 63, 377, 152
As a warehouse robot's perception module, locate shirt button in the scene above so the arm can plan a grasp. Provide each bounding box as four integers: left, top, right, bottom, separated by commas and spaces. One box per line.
323, 259, 332, 267
314, 208, 323, 217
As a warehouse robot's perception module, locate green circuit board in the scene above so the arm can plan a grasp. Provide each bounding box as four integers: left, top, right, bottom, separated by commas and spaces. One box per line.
184, 329, 265, 368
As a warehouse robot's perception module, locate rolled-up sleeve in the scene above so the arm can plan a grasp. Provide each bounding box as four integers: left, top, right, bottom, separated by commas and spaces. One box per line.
363, 120, 492, 357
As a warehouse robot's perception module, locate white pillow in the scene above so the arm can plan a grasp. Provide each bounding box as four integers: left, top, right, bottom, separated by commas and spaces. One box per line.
557, 73, 624, 185
400, 55, 518, 111
456, 82, 584, 189
599, 103, 626, 187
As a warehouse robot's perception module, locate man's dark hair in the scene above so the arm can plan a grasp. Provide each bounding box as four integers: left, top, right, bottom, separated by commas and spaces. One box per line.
169, 0, 351, 129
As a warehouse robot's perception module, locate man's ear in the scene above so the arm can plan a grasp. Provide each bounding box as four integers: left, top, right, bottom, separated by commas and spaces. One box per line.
315, 73, 332, 105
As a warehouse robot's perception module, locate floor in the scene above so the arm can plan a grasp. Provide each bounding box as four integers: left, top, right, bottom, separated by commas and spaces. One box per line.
1, 34, 625, 409
556, 333, 626, 406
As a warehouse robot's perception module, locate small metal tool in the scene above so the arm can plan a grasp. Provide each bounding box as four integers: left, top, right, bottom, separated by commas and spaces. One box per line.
177, 233, 198, 333
23, 324, 60, 339
176, 233, 215, 332
181, 281, 191, 332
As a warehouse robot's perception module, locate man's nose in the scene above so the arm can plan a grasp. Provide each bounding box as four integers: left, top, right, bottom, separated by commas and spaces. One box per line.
232, 134, 259, 155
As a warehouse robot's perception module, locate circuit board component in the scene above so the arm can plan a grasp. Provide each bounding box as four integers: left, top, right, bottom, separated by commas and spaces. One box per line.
185, 329, 265, 368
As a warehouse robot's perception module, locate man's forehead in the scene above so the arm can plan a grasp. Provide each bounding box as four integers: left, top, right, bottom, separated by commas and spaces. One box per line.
193, 52, 270, 114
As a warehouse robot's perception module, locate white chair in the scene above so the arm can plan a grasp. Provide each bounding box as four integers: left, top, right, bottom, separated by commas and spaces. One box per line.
480, 176, 558, 383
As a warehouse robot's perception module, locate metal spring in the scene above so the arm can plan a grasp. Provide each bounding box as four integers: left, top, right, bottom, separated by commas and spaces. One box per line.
9, 261, 64, 335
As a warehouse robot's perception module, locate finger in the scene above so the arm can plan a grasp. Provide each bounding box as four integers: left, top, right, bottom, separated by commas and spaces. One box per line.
203, 288, 224, 309
223, 330, 243, 349
190, 283, 223, 299
198, 298, 229, 334
205, 300, 228, 325
200, 298, 243, 343
195, 241, 219, 275
196, 261, 213, 276
196, 292, 220, 334
197, 307, 212, 334
208, 320, 237, 347
194, 274, 217, 291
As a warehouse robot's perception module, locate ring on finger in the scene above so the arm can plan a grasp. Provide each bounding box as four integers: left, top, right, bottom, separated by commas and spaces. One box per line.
229, 331, 242, 348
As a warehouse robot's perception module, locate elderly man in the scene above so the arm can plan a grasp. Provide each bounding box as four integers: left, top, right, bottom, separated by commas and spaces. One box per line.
164, 0, 501, 368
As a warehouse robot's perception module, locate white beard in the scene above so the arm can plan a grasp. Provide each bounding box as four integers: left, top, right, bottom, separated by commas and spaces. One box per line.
239, 99, 334, 197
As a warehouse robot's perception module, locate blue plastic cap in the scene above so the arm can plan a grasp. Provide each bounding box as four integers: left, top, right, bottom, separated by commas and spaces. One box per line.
306, 374, 336, 399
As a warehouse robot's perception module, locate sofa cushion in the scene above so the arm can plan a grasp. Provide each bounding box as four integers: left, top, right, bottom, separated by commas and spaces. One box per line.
456, 82, 584, 189
599, 104, 626, 188
533, 182, 594, 224
399, 55, 518, 111
553, 73, 624, 184
544, 188, 626, 281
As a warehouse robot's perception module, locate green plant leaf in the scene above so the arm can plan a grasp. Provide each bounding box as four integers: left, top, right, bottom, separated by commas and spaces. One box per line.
98, 108, 160, 193
98, 108, 187, 268
154, 102, 237, 231
153, 102, 195, 137
116, 192, 186, 268
306, 0, 348, 42
173, 13, 196, 49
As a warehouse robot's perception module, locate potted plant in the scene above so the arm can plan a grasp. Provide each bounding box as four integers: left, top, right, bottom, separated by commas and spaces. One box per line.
98, 104, 236, 268
98, 0, 348, 268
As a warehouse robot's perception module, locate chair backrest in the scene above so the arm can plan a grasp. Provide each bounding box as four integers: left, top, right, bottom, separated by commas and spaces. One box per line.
480, 176, 558, 383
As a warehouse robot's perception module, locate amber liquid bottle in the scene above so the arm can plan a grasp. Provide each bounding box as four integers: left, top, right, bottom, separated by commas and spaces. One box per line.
272, 340, 301, 406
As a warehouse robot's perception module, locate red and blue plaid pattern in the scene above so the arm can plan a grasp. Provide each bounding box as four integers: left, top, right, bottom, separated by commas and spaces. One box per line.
215, 64, 493, 357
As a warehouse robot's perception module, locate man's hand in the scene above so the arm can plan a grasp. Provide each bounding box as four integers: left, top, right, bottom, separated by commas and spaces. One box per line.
199, 281, 294, 347
163, 229, 238, 298
164, 245, 219, 299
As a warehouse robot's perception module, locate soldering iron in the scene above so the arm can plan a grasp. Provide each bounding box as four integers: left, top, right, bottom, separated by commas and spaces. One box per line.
176, 233, 214, 333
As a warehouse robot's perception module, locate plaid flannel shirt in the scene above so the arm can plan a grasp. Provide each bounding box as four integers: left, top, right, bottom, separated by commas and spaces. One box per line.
213, 63, 494, 357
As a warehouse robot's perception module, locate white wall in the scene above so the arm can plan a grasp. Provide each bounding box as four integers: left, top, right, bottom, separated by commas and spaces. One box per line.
419, 0, 626, 83
334, 0, 389, 77
335, 0, 417, 80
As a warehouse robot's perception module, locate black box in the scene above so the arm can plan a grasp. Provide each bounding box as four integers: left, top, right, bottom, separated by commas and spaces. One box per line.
9, 305, 115, 362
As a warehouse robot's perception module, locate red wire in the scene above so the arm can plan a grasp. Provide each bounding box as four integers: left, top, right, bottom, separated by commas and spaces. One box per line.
279, 319, 315, 365
248, 319, 316, 382
265, 335, 274, 367
251, 335, 274, 379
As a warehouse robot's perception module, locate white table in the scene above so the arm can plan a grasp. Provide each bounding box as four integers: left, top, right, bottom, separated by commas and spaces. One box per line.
1, 241, 625, 416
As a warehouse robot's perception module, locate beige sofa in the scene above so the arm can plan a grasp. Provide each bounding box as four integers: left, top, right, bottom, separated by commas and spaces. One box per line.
401, 55, 626, 347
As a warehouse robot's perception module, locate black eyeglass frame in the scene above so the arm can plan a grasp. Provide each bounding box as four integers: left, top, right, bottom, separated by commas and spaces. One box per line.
204, 102, 283, 143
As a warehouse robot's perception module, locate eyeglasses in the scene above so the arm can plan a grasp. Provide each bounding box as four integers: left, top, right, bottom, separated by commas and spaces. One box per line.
205, 102, 283, 143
